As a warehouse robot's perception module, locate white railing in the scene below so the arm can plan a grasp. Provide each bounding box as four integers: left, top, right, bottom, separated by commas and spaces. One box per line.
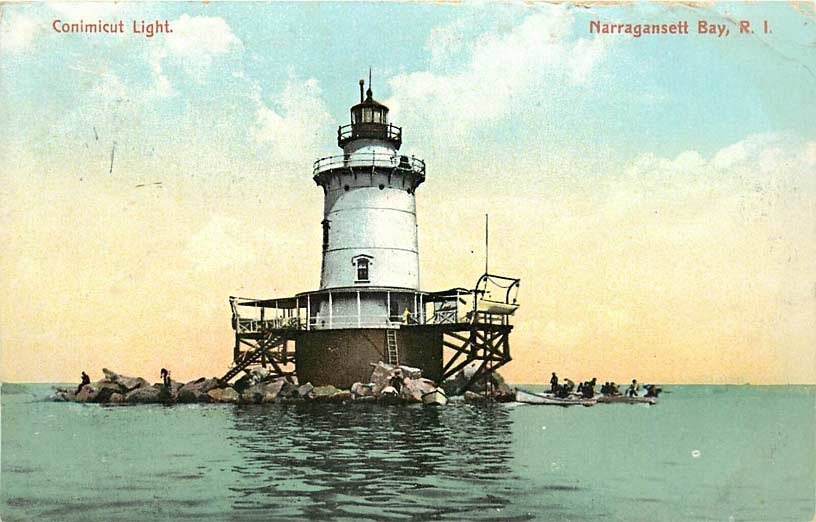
313, 152, 425, 177
236, 317, 300, 333
232, 291, 515, 334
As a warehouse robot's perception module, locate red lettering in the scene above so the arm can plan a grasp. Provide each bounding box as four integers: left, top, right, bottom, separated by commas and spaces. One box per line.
740, 20, 751, 33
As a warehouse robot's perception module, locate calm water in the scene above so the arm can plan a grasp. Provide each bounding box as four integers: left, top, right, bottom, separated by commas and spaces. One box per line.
1, 385, 814, 522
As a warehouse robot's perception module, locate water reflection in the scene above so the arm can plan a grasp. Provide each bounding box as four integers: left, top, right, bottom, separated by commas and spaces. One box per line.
227, 402, 525, 521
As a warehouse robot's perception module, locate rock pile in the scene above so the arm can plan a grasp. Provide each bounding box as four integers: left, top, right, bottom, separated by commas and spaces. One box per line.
361, 361, 437, 402
441, 362, 515, 402
49, 362, 515, 405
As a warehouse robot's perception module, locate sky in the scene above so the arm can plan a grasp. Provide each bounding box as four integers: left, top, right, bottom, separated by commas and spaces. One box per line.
1, 1, 814, 384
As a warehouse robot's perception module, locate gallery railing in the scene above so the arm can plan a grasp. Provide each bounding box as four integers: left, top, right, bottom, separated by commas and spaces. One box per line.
313, 152, 425, 178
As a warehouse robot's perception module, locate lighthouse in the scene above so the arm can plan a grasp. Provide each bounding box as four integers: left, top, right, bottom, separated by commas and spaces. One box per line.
223, 77, 520, 392
312, 78, 425, 328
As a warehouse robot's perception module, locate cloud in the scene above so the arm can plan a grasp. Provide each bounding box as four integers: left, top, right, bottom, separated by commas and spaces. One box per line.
0, 11, 41, 52
164, 14, 242, 63
425, 17, 471, 67
91, 73, 129, 101
148, 14, 242, 95
249, 77, 332, 163
386, 6, 611, 143
495, 133, 816, 383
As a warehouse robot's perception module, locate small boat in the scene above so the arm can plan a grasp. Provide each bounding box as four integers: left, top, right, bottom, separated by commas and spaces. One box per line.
597, 395, 657, 405
476, 298, 519, 315
516, 389, 597, 407
421, 388, 448, 407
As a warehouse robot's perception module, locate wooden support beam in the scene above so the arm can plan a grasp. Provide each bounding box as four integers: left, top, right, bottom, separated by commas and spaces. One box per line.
445, 331, 470, 344
442, 357, 476, 382
443, 338, 468, 351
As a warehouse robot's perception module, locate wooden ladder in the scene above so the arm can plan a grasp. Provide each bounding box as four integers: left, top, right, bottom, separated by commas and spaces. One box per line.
386, 329, 400, 366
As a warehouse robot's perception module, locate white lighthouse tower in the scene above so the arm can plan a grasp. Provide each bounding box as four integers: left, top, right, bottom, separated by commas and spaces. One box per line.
318, 79, 422, 290
311, 77, 425, 329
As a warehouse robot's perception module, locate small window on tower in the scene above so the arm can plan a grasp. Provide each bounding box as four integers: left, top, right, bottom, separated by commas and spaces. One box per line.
357, 258, 369, 282
373, 110, 382, 123
352, 255, 372, 283
363, 108, 373, 123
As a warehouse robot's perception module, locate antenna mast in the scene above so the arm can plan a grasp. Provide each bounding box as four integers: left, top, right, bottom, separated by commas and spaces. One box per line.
485, 213, 489, 274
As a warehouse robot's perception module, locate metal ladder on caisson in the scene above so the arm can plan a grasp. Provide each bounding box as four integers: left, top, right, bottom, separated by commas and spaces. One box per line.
386, 329, 400, 366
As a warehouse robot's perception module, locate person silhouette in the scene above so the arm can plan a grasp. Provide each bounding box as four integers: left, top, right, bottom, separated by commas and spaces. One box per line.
160, 368, 171, 387
76, 371, 90, 394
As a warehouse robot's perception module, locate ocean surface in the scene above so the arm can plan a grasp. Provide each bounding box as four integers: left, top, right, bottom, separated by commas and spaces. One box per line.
1, 384, 814, 522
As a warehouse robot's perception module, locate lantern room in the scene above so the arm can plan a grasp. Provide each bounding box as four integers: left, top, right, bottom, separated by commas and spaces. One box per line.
338, 79, 402, 150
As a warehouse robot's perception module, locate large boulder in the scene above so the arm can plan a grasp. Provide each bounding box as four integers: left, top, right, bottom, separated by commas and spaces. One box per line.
240, 380, 286, 404
442, 362, 515, 399
441, 363, 477, 395
50, 387, 77, 402
93, 386, 120, 404
150, 380, 183, 401
369, 362, 394, 394
231, 367, 273, 393
370, 362, 424, 396
109, 393, 125, 403
401, 378, 438, 402
295, 382, 314, 399
311, 385, 351, 402
92, 380, 127, 394
330, 390, 353, 402
177, 377, 220, 403
208, 387, 239, 403
102, 368, 150, 392
311, 385, 340, 399
177, 389, 211, 403
262, 380, 287, 402
75, 386, 98, 402
400, 365, 423, 380
180, 377, 221, 393
249, 367, 273, 381
351, 382, 374, 399
278, 380, 297, 398
125, 386, 163, 404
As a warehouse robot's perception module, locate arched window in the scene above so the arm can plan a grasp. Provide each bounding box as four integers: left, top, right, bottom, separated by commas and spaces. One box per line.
352, 255, 373, 283
357, 258, 369, 281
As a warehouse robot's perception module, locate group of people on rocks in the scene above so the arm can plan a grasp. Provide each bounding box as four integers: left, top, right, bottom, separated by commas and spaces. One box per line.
549, 373, 661, 398
77, 368, 174, 398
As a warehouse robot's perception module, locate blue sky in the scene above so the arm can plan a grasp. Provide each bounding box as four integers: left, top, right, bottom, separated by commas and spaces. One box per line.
1, 2, 815, 383
3, 1, 814, 164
